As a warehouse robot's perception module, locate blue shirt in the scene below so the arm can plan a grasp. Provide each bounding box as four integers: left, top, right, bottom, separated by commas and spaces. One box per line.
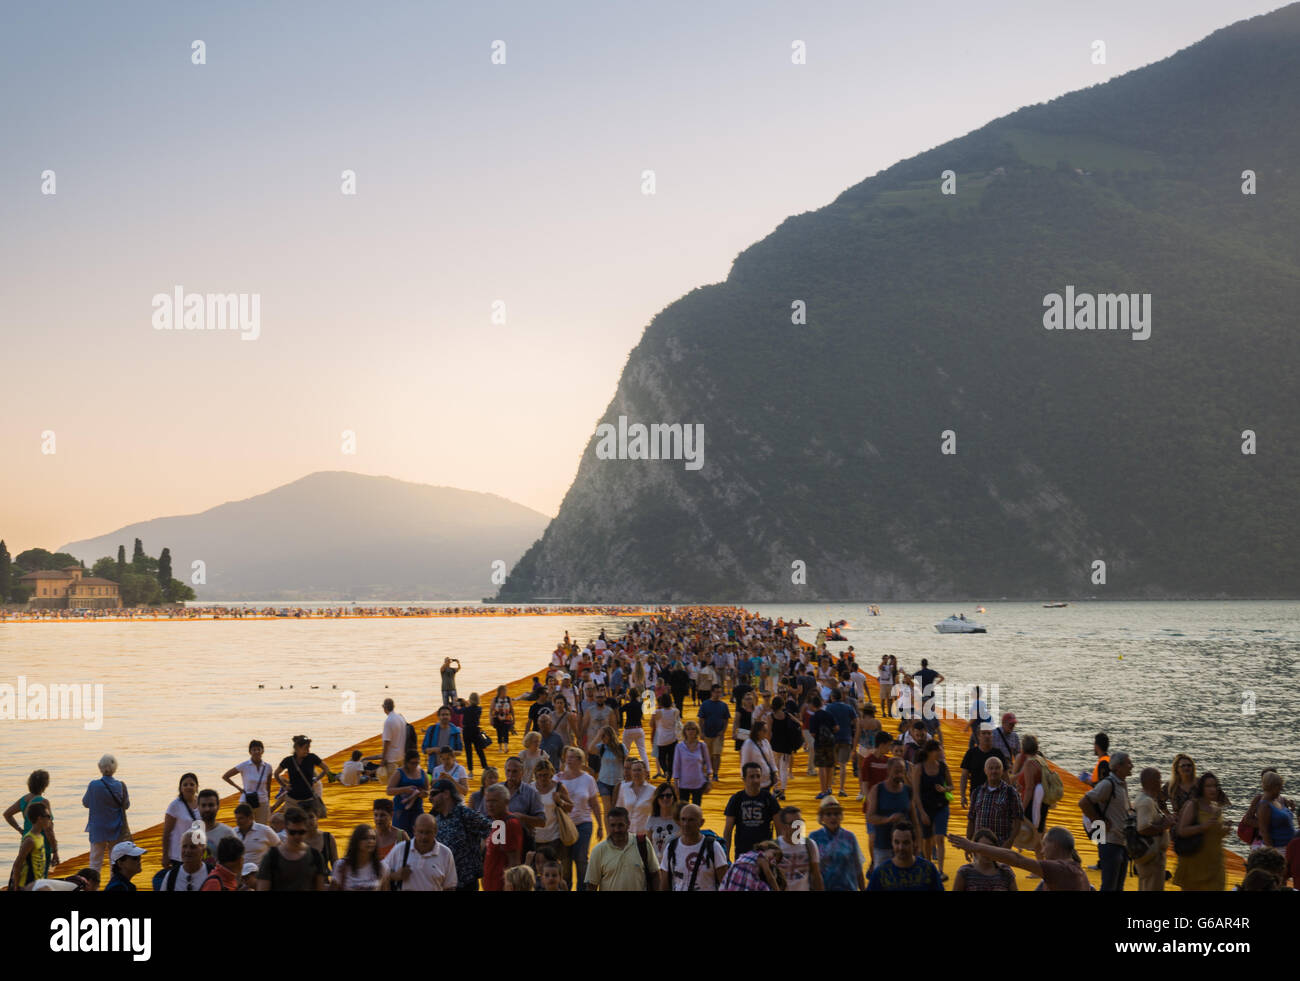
82, 777, 130, 842
827, 702, 857, 743
810, 827, 864, 891
698, 700, 731, 739
867, 856, 942, 891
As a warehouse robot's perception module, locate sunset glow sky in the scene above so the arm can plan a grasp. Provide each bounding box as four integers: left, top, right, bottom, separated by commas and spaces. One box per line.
0, 0, 1280, 553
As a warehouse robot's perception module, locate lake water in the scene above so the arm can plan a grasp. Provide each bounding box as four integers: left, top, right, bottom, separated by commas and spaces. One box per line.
1, 600, 1296, 869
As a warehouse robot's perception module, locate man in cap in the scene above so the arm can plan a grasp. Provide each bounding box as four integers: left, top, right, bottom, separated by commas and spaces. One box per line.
104, 841, 147, 891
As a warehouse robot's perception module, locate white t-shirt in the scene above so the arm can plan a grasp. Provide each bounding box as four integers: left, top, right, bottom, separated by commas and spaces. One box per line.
616, 781, 656, 835
382, 711, 407, 763
648, 817, 679, 863
741, 739, 777, 788
333, 858, 384, 890
431, 763, 468, 786
163, 863, 211, 892
777, 836, 820, 891
235, 759, 272, 800
237, 823, 280, 866
340, 760, 365, 786
535, 786, 562, 843
556, 772, 599, 824
165, 798, 202, 860
851, 671, 868, 701
382, 839, 458, 891
665, 836, 728, 891
203, 822, 235, 861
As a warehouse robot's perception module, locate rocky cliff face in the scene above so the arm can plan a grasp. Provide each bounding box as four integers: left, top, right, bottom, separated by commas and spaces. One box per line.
500, 6, 1300, 602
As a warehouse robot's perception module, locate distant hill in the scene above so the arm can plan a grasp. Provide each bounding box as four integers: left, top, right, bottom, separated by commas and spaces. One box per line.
499, 5, 1300, 602
61, 472, 550, 601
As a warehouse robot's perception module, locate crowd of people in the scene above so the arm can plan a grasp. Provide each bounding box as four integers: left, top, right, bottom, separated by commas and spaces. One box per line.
8, 607, 1295, 892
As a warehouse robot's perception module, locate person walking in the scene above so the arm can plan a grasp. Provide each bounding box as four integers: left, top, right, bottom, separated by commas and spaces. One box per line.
490, 685, 515, 752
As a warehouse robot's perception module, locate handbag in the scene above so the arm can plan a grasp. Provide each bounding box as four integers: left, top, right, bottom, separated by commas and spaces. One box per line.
244, 762, 267, 810
556, 800, 580, 847
475, 729, 492, 751
1173, 830, 1204, 856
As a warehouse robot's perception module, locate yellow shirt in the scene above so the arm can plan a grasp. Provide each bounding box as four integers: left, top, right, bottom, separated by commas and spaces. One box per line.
585, 837, 659, 892
16, 830, 47, 888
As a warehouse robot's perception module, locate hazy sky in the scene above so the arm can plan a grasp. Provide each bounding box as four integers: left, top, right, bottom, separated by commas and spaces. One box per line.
0, 0, 1283, 554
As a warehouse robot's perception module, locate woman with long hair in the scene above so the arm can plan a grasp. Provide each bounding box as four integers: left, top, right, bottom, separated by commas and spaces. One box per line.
912, 740, 952, 877
491, 685, 515, 752
330, 824, 388, 890
620, 687, 649, 772
591, 725, 626, 818
647, 783, 681, 864
531, 758, 573, 889
740, 720, 780, 793
652, 693, 680, 780
1163, 753, 1201, 818
672, 720, 713, 806
556, 747, 602, 890
462, 692, 488, 774
1173, 771, 1232, 891
161, 772, 200, 869
385, 749, 429, 837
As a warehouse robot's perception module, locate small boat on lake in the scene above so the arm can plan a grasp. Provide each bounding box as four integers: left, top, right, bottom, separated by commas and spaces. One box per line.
935, 614, 986, 634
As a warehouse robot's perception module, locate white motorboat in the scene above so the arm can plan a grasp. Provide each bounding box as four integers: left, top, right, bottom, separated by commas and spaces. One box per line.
935, 614, 986, 634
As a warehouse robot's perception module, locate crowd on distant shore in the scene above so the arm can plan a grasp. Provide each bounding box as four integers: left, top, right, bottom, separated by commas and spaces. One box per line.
0, 604, 665, 622
9, 607, 1296, 892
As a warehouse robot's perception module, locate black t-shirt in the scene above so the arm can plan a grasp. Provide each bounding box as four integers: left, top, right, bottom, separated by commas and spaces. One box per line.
621, 699, 644, 728
811, 709, 837, 747
462, 704, 483, 731
960, 746, 1008, 793
279, 753, 324, 799
259, 845, 326, 891
668, 668, 691, 694
724, 789, 779, 858
914, 668, 940, 708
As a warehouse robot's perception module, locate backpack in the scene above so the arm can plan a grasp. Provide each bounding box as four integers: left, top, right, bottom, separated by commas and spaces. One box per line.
1034, 755, 1065, 807
201, 870, 232, 891
1124, 808, 1152, 860
814, 715, 835, 749
404, 722, 419, 757
667, 832, 722, 891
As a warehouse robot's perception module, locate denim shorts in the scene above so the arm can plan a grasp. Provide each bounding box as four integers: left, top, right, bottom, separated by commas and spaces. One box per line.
928, 806, 950, 836
597, 781, 616, 797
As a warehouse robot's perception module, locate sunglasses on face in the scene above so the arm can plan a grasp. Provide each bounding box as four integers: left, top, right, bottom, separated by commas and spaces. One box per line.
286, 828, 306, 836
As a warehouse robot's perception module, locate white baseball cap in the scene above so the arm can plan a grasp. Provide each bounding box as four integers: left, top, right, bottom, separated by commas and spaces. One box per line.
241, 862, 260, 876
110, 841, 147, 863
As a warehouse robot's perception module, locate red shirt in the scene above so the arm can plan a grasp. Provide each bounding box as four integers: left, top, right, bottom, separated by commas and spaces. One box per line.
864, 754, 892, 789
482, 816, 523, 891
199, 864, 242, 891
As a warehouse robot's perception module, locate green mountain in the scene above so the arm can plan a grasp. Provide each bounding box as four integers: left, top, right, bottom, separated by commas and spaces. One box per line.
500, 5, 1300, 602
